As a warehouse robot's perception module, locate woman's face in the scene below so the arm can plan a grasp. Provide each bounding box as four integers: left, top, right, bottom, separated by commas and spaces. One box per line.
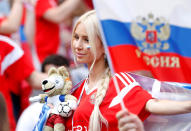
72, 23, 105, 66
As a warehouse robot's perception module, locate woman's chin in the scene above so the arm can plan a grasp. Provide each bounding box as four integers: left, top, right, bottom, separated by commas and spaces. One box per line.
76, 59, 86, 64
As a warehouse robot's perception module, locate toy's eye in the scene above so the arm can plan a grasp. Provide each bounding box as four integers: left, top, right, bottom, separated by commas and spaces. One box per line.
55, 80, 59, 84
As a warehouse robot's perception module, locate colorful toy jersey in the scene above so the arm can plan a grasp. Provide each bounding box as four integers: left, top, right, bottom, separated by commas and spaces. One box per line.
65, 72, 152, 131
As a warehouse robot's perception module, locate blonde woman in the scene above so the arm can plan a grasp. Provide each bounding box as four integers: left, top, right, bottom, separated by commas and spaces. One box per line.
65, 10, 191, 131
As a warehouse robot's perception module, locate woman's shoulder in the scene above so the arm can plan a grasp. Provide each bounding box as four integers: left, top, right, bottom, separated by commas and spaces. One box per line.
109, 72, 140, 90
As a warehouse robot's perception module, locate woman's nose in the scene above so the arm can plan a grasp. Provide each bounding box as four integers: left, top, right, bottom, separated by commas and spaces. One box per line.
75, 39, 83, 49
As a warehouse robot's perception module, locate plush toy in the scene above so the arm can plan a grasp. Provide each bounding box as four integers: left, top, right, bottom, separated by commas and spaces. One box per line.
35, 66, 77, 131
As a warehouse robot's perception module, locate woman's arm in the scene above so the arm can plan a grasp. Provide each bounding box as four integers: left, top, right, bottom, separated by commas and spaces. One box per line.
0, 0, 23, 34
146, 99, 191, 115
42, 0, 81, 24
26, 71, 48, 90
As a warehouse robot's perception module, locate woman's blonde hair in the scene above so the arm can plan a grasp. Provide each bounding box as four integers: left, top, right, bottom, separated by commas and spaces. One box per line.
71, 10, 102, 71
72, 10, 111, 131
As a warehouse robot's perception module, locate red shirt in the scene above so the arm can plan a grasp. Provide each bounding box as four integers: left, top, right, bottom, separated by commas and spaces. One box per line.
35, 0, 60, 62
66, 72, 152, 131
0, 35, 34, 131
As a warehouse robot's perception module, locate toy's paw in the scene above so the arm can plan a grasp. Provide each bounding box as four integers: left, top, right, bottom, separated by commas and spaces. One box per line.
57, 102, 73, 117
39, 94, 48, 103
29, 96, 41, 102
67, 100, 77, 110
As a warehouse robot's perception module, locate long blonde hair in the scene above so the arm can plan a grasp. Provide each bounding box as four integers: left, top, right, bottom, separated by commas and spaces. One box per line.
71, 10, 102, 71
72, 10, 111, 131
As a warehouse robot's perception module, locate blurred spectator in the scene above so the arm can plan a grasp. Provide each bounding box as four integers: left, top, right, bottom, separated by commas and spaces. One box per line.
0, 0, 23, 35
0, 1, 48, 130
34, 0, 87, 62
31, 54, 70, 96
31, 54, 88, 96
41, 54, 88, 85
0, 35, 47, 131
10, 5, 36, 122
41, 54, 70, 72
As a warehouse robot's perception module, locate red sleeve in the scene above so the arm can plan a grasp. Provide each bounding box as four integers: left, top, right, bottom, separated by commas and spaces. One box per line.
124, 86, 152, 121
4, 42, 35, 82
35, 0, 54, 17
5, 53, 35, 82
109, 72, 152, 121
0, 36, 34, 82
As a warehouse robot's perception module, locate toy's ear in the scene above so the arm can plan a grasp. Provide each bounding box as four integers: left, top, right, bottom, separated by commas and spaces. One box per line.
48, 67, 58, 76
58, 66, 69, 77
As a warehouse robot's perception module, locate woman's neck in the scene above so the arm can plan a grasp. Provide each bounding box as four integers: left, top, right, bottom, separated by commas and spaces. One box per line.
87, 58, 107, 88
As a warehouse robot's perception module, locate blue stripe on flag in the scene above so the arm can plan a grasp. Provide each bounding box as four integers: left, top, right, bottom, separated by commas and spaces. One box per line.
101, 20, 191, 57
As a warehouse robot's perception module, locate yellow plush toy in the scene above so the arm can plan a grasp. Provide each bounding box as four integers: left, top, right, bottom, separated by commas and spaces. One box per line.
35, 66, 77, 131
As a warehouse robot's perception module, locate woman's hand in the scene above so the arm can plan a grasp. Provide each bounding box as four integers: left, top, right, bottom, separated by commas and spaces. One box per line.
116, 110, 144, 131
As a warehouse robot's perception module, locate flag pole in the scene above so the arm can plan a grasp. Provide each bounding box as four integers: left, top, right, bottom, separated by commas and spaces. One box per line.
93, 0, 126, 110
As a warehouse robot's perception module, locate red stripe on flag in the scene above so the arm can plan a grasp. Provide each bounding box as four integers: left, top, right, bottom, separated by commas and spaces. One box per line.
108, 44, 191, 83
108, 44, 148, 73
148, 53, 191, 83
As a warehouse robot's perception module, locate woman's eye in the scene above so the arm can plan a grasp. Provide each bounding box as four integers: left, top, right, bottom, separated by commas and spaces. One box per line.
84, 38, 89, 43
74, 34, 79, 40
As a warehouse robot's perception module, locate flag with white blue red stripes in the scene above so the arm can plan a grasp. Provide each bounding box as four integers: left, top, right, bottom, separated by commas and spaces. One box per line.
93, 0, 191, 84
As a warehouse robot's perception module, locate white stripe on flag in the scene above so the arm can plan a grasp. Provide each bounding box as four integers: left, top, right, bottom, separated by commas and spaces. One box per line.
93, 0, 191, 28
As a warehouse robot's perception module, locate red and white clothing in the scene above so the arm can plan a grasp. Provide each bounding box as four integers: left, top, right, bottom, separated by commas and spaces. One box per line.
0, 35, 34, 131
35, 0, 60, 62
66, 72, 152, 131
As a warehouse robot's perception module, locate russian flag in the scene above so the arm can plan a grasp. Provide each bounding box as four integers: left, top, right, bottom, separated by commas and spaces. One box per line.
93, 0, 191, 84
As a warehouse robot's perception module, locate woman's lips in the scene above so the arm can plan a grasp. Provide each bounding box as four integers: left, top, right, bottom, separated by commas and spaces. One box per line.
76, 52, 86, 57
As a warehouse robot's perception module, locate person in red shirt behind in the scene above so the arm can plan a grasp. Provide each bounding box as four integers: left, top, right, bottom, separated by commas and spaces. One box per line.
0, 1, 47, 130
0, 35, 47, 131
35, 0, 86, 63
